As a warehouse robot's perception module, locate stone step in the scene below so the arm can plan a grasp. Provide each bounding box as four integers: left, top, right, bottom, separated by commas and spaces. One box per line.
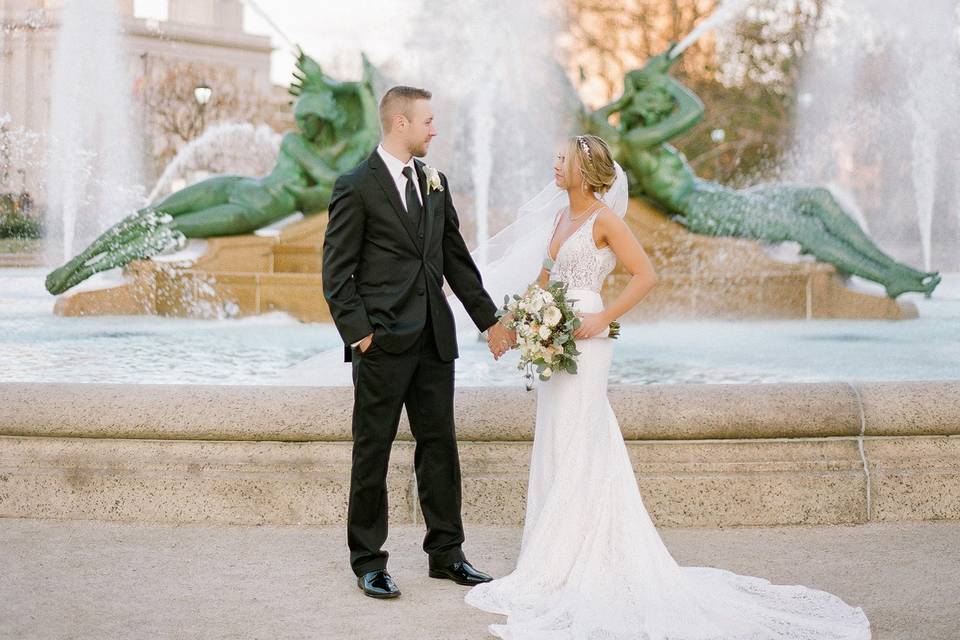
3, 381, 958, 442
53, 262, 915, 321
1, 381, 957, 528
271, 243, 320, 273
1, 432, 957, 527
0, 253, 44, 267
50, 198, 918, 320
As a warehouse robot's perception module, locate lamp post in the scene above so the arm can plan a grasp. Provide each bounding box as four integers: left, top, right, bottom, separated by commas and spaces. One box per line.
710, 127, 725, 181
193, 83, 212, 136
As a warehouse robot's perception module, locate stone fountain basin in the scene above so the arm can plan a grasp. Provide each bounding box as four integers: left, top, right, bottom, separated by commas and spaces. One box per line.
1, 380, 957, 528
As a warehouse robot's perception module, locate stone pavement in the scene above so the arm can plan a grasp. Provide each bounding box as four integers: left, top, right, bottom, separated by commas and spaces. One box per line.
2, 518, 957, 640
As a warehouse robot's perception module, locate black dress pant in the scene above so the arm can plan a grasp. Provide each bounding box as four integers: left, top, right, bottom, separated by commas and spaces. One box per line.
347, 311, 466, 576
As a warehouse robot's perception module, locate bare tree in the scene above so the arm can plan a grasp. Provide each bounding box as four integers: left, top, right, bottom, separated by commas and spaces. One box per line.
564, 0, 719, 107
140, 61, 290, 177
562, 0, 828, 183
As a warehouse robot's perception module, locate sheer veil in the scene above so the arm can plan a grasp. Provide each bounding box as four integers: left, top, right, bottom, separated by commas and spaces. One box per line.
279, 162, 629, 385
448, 160, 629, 334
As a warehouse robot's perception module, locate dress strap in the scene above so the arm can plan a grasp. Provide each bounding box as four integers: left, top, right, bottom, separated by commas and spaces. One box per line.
552, 206, 565, 233
573, 204, 605, 255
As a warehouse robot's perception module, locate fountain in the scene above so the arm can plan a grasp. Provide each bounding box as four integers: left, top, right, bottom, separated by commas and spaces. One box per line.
670, 0, 754, 59
1, 1, 959, 553
43, 0, 144, 267
42, 0, 932, 322
786, 0, 960, 273
147, 122, 282, 202
406, 0, 576, 269
44, 47, 380, 312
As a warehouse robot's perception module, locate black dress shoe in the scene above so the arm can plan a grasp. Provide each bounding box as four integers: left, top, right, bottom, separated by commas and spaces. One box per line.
428, 560, 493, 586
357, 569, 401, 599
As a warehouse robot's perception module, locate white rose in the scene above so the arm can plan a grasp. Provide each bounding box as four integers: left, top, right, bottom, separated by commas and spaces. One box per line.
538, 324, 552, 340
424, 165, 444, 193
542, 367, 553, 379
542, 306, 562, 327
529, 296, 544, 312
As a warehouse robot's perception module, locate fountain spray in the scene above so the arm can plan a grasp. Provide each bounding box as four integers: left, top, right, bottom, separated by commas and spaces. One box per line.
670, 0, 754, 59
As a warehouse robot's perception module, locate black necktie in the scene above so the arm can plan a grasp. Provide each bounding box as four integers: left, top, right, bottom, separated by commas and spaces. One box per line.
401, 166, 423, 220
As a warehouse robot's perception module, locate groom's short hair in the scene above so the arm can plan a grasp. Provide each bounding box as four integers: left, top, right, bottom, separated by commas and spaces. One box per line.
379, 86, 432, 132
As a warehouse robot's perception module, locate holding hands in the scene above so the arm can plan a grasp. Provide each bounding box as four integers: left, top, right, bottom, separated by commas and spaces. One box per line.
487, 320, 517, 360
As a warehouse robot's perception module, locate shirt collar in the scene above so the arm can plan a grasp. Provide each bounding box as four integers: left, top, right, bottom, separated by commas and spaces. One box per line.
377, 143, 415, 179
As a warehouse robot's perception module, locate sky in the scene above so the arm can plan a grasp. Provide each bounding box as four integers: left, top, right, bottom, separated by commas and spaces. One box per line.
132, 0, 416, 85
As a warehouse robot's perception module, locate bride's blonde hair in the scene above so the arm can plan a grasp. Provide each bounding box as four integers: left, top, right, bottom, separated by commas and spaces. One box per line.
566, 134, 616, 196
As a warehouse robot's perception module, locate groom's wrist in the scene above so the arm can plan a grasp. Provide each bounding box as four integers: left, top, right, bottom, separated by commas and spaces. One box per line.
349, 329, 374, 347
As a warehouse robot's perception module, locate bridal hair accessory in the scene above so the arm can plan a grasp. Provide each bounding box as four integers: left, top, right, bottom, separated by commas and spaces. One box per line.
577, 135, 592, 166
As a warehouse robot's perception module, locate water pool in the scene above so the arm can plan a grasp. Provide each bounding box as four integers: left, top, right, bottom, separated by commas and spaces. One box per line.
2, 268, 957, 386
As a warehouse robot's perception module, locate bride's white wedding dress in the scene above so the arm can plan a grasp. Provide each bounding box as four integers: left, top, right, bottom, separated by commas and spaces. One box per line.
464, 208, 871, 639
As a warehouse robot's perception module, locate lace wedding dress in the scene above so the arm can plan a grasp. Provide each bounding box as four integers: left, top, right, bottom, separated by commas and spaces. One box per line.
464, 208, 871, 640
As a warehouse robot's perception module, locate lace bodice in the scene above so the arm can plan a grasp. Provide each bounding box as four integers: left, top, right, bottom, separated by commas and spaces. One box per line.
547, 207, 617, 292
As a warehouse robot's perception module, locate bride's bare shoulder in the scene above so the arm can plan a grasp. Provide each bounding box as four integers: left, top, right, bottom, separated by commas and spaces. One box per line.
594, 204, 625, 230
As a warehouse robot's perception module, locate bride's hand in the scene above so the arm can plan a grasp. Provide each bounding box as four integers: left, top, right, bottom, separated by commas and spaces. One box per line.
574, 312, 610, 339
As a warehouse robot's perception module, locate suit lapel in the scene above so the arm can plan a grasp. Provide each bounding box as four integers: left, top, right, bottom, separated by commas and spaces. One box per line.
414, 160, 436, 252
368, 150, 422, 254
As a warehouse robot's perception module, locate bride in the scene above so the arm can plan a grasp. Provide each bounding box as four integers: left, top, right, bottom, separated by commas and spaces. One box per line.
462, 134, 872, 639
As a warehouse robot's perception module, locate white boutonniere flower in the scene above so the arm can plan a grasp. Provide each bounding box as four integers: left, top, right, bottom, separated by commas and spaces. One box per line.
424, 165, 444, 194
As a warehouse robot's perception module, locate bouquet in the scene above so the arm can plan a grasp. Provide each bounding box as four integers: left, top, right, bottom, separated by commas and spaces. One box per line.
496, 280, 620, 390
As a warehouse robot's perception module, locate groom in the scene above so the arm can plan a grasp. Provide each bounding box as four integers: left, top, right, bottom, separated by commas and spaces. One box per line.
322, 85, 515, 599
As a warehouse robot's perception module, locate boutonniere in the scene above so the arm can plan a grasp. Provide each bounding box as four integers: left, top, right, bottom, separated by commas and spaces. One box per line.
424, 165, 444, 194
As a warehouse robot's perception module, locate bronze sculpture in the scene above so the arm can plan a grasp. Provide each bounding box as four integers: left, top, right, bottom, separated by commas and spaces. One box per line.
45, 49, 380, 295
586, 44, 940, 298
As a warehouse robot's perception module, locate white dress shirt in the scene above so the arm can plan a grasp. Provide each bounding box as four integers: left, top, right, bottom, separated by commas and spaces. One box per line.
351, 144, 425, 348
376, 143, 423, 208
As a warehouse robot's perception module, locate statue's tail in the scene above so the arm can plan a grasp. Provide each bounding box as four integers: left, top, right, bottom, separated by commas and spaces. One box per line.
45, 210, 184, 295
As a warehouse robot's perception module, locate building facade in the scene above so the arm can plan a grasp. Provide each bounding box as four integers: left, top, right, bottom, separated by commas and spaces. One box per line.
0, 0, 277, 195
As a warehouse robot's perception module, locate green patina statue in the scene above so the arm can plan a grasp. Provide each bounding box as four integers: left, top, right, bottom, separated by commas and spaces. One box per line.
586, 44, 941, 299
45, 49, 380, 295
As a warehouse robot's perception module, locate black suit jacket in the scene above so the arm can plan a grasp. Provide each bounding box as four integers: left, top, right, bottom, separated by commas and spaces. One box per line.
322, 148, 499, 363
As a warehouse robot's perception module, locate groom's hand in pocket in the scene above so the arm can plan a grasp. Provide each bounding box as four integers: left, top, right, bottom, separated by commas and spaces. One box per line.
357, 332, 374, 353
